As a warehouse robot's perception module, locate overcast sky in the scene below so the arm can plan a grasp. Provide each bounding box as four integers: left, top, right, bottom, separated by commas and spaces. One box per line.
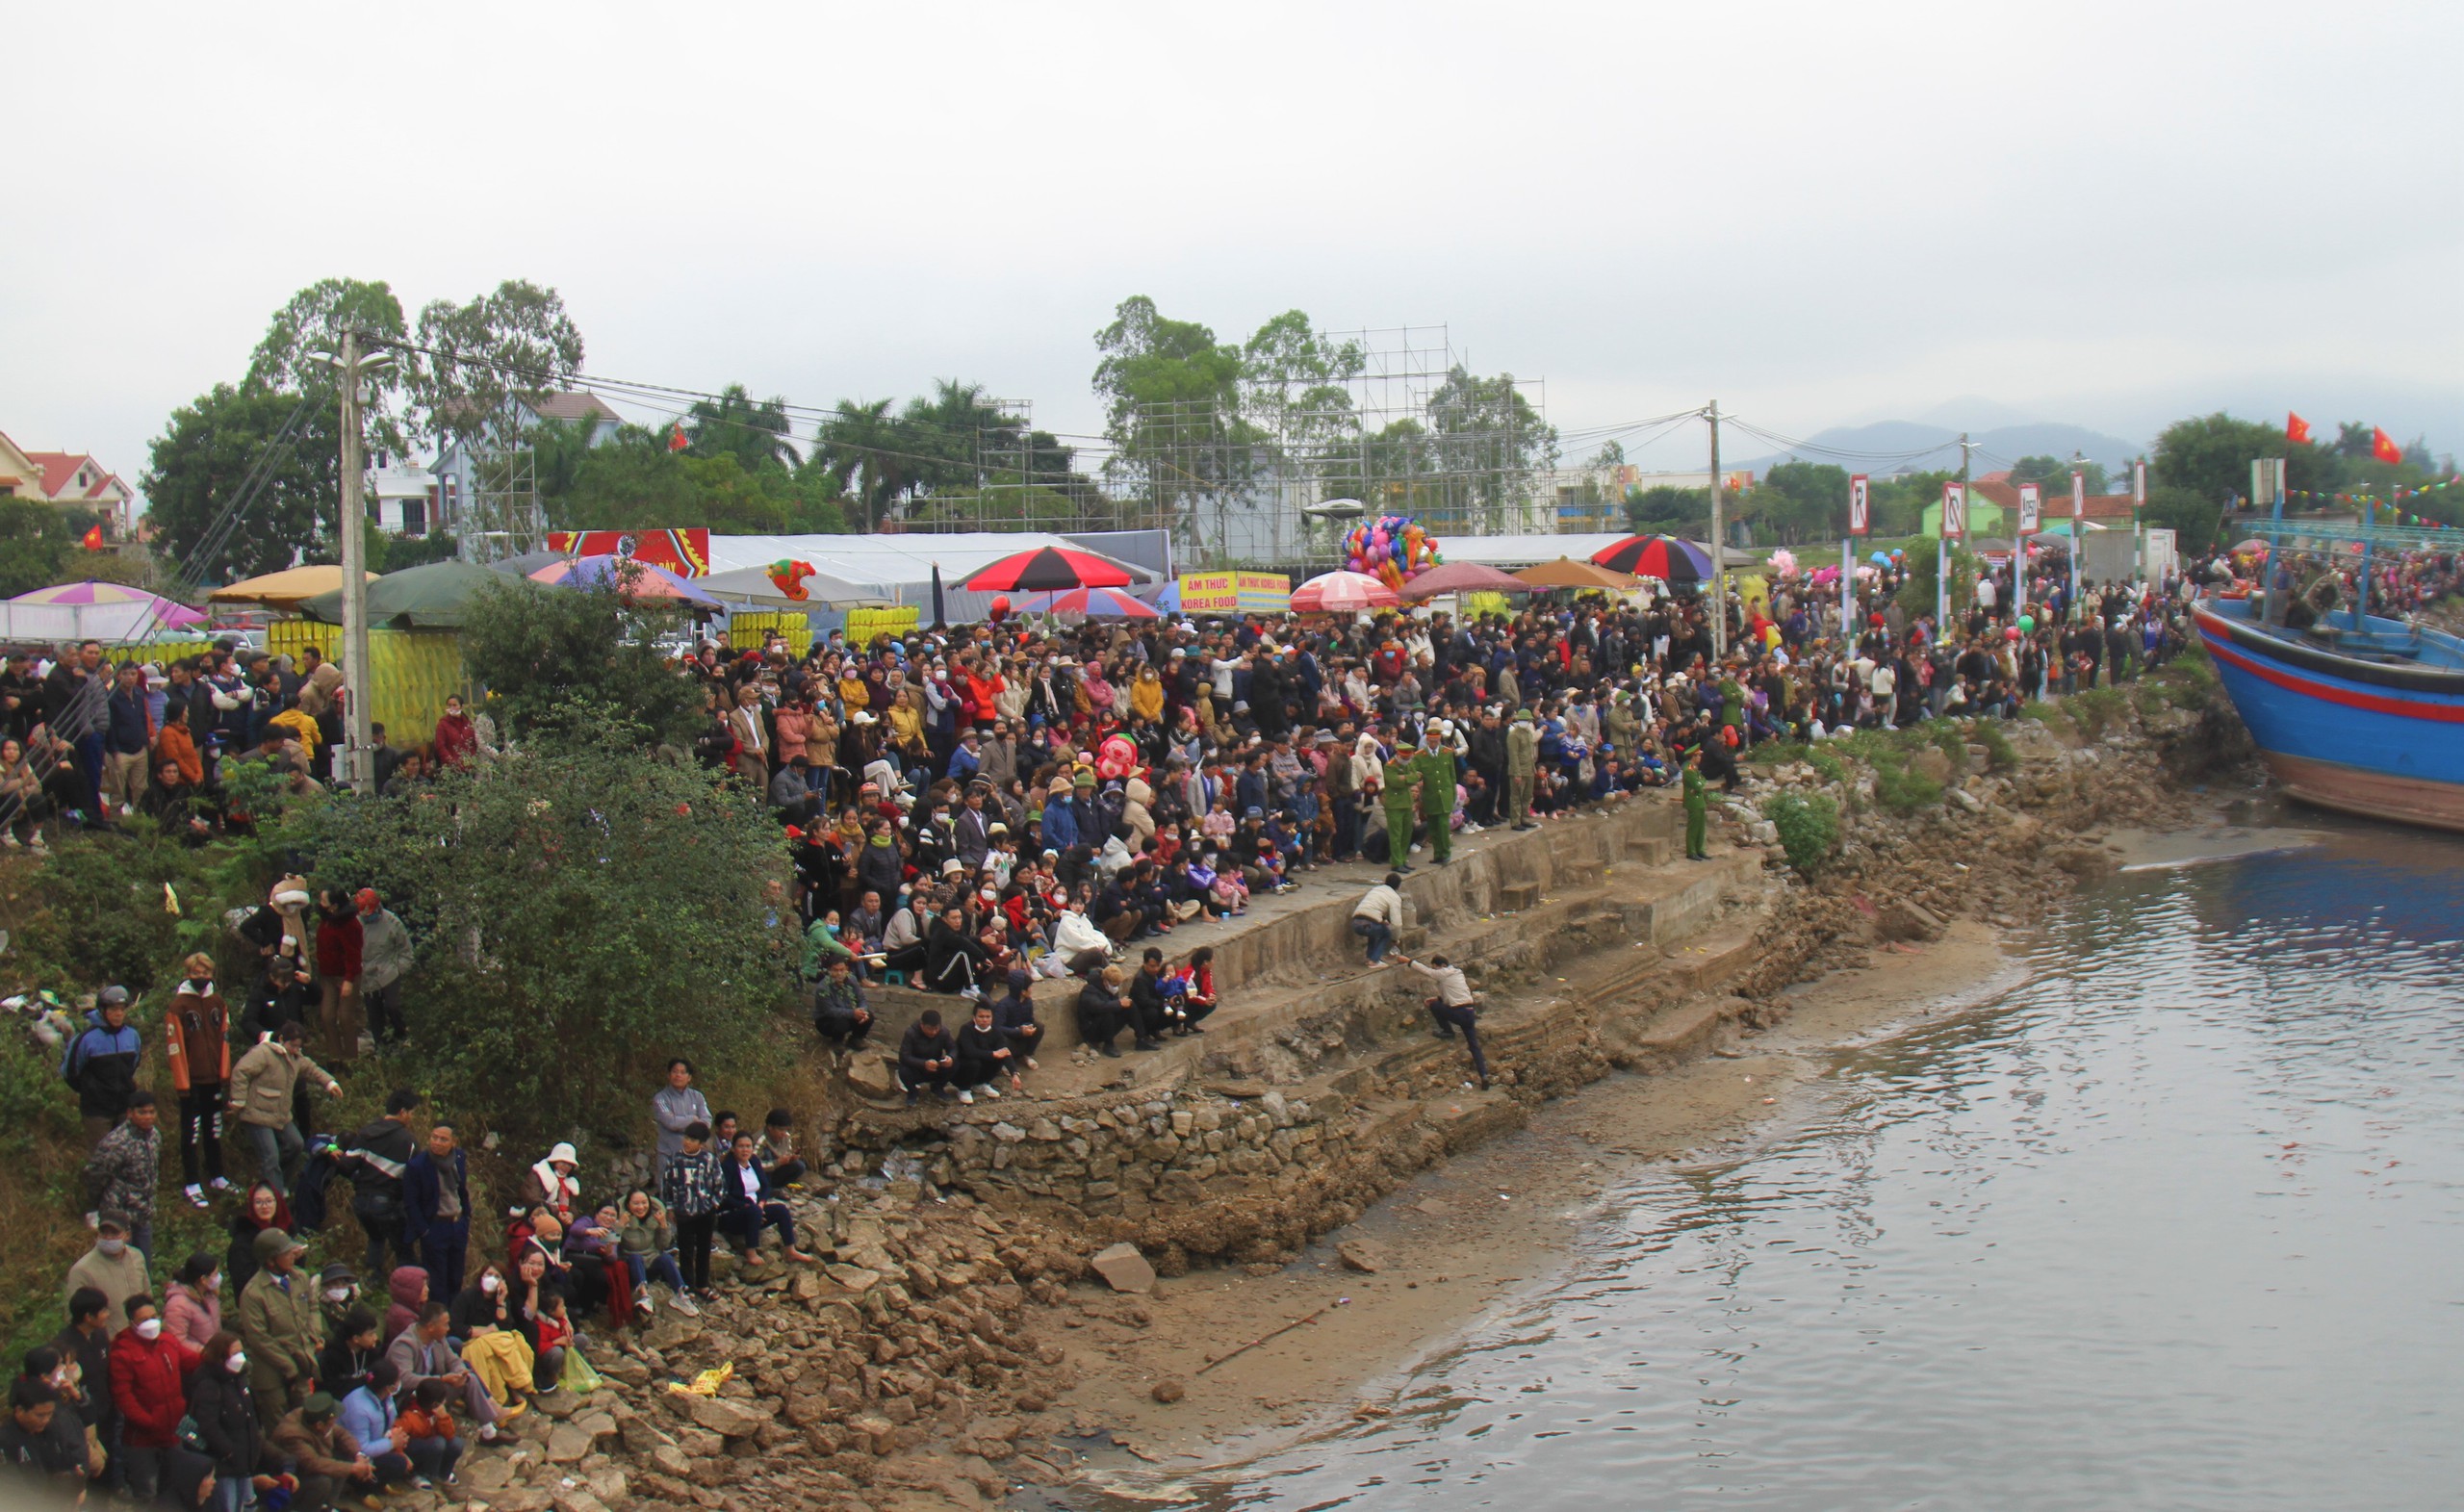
8, 1, 2458, 504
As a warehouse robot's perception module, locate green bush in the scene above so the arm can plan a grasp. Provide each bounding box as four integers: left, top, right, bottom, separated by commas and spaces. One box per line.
1765, 791, 1840, 876
2069, 685, 2129, 740
1805, 745, 1847, 785
1870, 754, 1944, 813
289, 705, 789, 1137
1968, 718, 2016, 771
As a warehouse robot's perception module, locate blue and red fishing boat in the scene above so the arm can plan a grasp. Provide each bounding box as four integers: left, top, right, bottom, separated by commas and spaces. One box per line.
2194, 596, 2464, 833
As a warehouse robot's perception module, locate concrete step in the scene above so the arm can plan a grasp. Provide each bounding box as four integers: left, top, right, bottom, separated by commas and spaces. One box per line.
1623, 997, 1743, 1073
1422, 1089, 1526, 1150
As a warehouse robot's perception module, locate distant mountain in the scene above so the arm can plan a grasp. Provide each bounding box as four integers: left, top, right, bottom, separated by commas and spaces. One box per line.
1733, 420, 2145, 477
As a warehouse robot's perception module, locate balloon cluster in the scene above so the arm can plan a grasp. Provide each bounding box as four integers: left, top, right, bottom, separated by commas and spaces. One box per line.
1343, 514, 1441, 591
766, 559, 819, 601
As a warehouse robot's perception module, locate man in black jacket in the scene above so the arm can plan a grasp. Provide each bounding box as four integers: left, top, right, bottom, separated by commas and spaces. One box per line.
1126, 949, 1175, 1051
897, 1011, 958, 1107
954, 1002, 1019, 1102
1075, 967, 1130, 1059
342, 1090, 422, 1282
989, 969, 1043, 1067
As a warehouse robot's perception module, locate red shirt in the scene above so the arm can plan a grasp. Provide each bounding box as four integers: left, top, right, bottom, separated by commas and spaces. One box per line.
316, 913, 363, 983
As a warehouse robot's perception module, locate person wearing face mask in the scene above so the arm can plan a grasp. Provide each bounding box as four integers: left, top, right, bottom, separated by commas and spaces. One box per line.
111, 1293, 198, 1502
186, 1331, 293, 1512
64, 1214, 149, 1337
165, 1254, 224, 1352
313, 1263, 361, 1338
235, 1228, 321, 1430
82, 1093, 161, 1262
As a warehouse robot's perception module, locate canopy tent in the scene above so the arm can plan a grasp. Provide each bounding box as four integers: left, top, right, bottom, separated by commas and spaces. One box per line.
207, 565, 373, 609
1419, 532, 1634, 570
530, 555, 724, 609
694, 531, 1160, 626
0, 581, 206, 644
696, 563, 894, 609
1514, 557, 1637, 591
298, 560, 507, 629
1395, 559, 1534, 601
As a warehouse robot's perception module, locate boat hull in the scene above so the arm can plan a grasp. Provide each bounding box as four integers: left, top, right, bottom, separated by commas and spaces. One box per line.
2194, 605, 2464, 834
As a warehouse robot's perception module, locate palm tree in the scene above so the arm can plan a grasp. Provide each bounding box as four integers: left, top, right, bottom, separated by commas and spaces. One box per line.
685, 384, 797, 474
816, 398, 914, 531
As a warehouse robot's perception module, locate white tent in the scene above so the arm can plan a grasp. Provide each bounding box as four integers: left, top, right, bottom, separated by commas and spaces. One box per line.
1427, 532, 1639, 570
696, 564, 894, 608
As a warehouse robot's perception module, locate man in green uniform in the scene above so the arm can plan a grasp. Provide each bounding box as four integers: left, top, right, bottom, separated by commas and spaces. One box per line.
1414, 723, 1460, 866
1503, 709, 1538, 831
1681, 747, 1708, 860
1380, 732, 1420, 872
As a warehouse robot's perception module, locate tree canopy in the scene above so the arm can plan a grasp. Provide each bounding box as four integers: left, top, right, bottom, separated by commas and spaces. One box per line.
457, 576, 707, 748
141, 383, 346, 582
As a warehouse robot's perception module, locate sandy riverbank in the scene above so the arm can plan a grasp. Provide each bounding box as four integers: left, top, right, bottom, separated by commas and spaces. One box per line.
1035, 913, 2023, 1489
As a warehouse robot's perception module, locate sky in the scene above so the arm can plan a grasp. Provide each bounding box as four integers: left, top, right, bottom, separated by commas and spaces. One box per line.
7, 0, 2459, 509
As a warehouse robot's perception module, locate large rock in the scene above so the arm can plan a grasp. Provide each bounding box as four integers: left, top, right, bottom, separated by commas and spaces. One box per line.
1875, 898, 1946, 942
847, 1054, 901, 1100
1091, 1243, 1156, 1294
548, 1422, 595, 1464
823, 1263, 882, 1294
457, 1454, 519, 1495
686, 1393, 770, 1440
1336, 1240, 1389, 1274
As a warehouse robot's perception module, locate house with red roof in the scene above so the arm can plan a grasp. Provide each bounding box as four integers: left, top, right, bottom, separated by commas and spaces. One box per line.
0, 430, 133, 537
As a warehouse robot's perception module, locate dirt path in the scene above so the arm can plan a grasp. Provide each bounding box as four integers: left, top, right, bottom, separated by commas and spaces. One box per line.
1038, 916, 2021, 1476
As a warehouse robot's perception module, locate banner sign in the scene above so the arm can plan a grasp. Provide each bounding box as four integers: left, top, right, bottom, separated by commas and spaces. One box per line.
1940, 481, 1966, 541
2070, 471, 2086, 520
2132, 459, 2147, 510
545, 528, 713, 577
1848, 474, 1870, 536
1177, 571, 1292, 615
2016, 482, 2040, 533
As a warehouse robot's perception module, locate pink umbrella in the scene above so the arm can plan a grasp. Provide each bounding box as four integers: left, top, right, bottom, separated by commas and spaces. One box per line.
529, 554, 722, 609
8, 580, 206, 626
1396, 559, 1533, 601
1291, 570, 1399, 612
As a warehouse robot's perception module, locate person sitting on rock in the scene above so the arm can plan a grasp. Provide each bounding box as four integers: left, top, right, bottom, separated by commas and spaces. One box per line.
1075, 966, 1132, 1059
954, 1002, 1020, 1104
989, 968, 1044, 1068
811, 958, 873, 1053
897, 1010, 960, 1106
715, 1132, 813, 1267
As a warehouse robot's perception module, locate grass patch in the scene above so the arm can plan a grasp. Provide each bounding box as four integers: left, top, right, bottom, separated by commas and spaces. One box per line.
1805, 745, 1847, 785
2069, 685, 2130, 740
1968, 718, 2016, 771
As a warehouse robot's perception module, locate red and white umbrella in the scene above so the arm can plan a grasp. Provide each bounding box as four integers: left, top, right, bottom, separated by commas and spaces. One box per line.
958, 546, 1134, 593
1291, 570, 1399, 612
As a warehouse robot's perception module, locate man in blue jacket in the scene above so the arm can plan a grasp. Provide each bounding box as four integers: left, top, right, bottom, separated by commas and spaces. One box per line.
62, 986, 141, 1146
401, 1124, 470, 1299
101, 663, 154, 815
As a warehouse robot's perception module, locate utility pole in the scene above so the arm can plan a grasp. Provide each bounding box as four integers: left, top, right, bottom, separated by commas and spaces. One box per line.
1707, 399, 1724, 656
1939, 431, 1971, 631
333, 329, 384, 795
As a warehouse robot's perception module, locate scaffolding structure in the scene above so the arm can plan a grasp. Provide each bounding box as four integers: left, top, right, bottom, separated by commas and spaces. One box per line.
893, 327, 1555, 568
459, 445, 546, 564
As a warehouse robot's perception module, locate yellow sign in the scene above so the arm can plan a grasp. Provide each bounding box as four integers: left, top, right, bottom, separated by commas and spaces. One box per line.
844, 606, 922, 645
1177, 571, 1291, 615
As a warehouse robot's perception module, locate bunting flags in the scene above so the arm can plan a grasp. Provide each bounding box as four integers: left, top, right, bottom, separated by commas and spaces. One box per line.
2286, 412, 2311, 446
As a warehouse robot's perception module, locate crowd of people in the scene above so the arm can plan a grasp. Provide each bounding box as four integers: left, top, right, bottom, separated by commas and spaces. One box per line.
15, 529, 2457, 1508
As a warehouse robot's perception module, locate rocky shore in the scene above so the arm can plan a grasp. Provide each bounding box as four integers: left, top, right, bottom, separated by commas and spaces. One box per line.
430, 680, 2246, 1512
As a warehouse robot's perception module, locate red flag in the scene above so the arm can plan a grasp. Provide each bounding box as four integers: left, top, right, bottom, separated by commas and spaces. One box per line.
667, 423, 689, 453
2371, 426, 2402, 466
80, 525, 105, 551
2286, 412, 2311, 446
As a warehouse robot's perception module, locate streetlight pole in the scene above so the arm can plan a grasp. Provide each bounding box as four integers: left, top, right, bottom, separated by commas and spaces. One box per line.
329, 331, 389, 795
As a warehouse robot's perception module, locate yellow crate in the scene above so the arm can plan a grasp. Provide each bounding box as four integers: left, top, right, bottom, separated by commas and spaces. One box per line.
267, 619, 469, 749
727, 609, 812, 657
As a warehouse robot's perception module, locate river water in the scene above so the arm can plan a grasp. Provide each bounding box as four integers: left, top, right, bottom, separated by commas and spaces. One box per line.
1078, 821, 2464, 1511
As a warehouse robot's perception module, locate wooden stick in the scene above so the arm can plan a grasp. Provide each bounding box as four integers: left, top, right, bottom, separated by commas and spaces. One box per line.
1195, 1305, 1333, 1374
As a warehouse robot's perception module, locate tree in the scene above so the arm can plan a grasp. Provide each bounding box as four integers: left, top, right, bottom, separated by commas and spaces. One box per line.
1747, 461, 1851, 544
2012, 453, 2110, 496
2153, 412, 2332, 504
2142, 483, 2222, 552
684, 384, 797, 474
1239, 311, 1363, 462
0, 500, 88, 598
1424, 366, 1558, 530
539, 423, 843, 537
141, 384, 345, 582
410, 280, 587, 447
245, 278, 416, 455
1093, 297, 1257, 548
292, 710, 783, 1138
1627, 484, 1708, 534
815, 398, 919, 531
459, 577, 706, 748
